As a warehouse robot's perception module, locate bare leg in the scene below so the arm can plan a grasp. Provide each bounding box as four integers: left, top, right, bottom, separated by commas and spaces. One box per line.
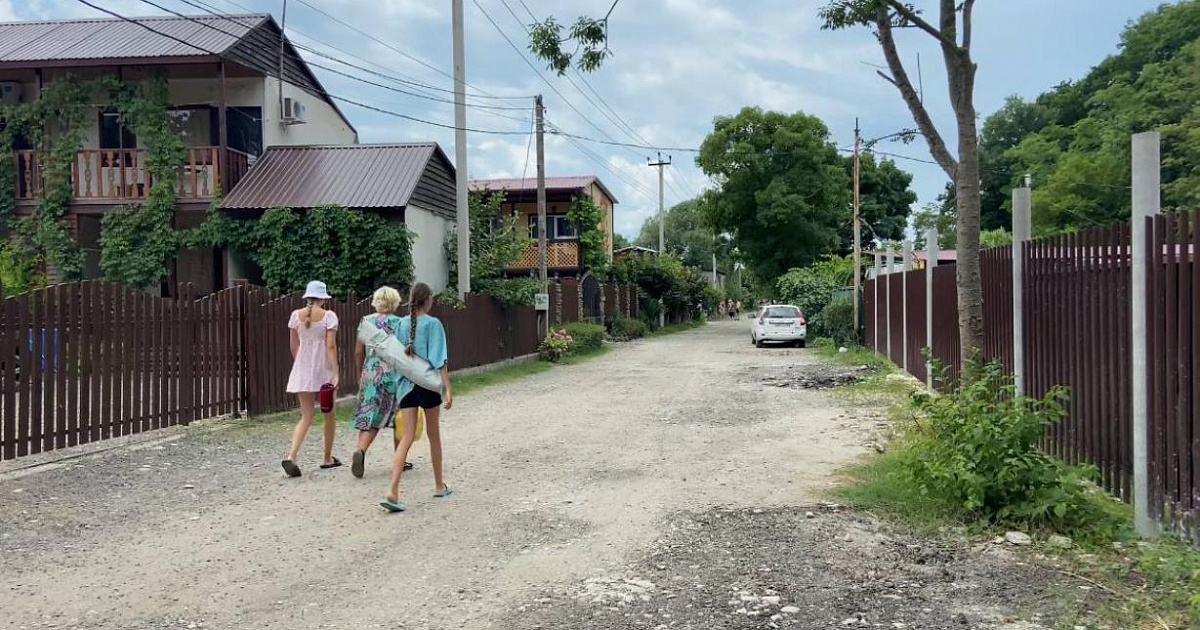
385, 409, 419, 502
357, 428, 379, 452
321, 409, 337, 465
287, 393, 317, 461
424, 406, 445, 491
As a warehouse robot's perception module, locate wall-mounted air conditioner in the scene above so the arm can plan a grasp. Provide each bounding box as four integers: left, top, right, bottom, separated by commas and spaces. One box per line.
0, 82, 22, 104
281, 97, 307, 125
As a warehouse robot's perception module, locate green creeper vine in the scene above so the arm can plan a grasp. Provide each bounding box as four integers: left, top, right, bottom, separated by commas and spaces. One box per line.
97, 76, 186, 289
567, 194, 608, 273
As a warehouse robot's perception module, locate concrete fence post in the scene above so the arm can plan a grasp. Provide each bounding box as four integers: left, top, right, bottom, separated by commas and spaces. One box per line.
1131, 131, 1161, 537
902, 239, 913, 373
885, 248, 892, 361
925, 229, 939, 389
1012, 187, 1032, 395
873, 251, 883, 352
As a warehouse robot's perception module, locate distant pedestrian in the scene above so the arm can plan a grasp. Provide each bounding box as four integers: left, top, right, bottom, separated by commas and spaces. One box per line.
350, 286, 414, 479
281, 280, 341, 478
380, 282, 454, 513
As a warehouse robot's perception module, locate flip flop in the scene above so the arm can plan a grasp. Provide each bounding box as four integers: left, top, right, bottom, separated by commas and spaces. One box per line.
433, 485, 453, 498
319, 457, 343, 470
351, 450, 365, 478
404, 462, 414, 471
380, 498, 406, 513
281, 459, 301, 478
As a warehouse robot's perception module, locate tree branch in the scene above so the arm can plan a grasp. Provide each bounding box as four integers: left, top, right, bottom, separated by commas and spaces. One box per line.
876, 4, 957, 179
962, 0, 977, 50
883, 0, 958, 49
875, 70, 898, 87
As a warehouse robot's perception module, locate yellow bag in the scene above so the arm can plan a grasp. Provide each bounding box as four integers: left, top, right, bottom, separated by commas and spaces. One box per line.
393, 408, 424, 448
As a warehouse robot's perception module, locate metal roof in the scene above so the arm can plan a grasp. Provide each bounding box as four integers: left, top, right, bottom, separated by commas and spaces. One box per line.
0, 14, 267, 62
469, 175, 618, 204
221, 144, 455, 212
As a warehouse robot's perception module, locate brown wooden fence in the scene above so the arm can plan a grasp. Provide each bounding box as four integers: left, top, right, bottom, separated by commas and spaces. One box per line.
863, 217, 1198, 544
1, 280, 639, 461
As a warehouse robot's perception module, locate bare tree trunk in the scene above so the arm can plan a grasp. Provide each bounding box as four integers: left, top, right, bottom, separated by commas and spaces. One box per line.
954, 97, 986, 364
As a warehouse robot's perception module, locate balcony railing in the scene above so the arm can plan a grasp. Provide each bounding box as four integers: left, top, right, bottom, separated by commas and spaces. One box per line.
13, 147, 251, 203
507, 241, 581, 271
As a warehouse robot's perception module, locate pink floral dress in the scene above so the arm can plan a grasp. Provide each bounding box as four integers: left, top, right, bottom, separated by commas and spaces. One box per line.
286, 309, 339, 393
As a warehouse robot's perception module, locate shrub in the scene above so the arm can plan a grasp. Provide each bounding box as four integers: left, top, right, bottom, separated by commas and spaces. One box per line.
563, 322, 605, 353
896, 360, 1115, 533
815, 299, 857, 346
538, 329, 574, 362
775, 254, 852, 322
606, 315, 647, 341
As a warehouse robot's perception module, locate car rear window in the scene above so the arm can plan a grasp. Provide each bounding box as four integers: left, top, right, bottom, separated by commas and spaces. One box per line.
765, 307, 801, 318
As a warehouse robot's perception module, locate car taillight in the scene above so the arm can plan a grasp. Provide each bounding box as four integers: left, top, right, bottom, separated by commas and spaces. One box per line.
798, 318, 806, 326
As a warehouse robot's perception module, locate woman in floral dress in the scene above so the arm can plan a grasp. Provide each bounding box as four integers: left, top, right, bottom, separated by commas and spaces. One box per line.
350, 286, 412, 478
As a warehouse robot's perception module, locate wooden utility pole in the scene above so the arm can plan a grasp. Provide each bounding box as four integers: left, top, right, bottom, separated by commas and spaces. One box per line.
452, 0, 471, 298
852, 118, 862, 336
648, 153, 672, 254
536, 95, 547, 285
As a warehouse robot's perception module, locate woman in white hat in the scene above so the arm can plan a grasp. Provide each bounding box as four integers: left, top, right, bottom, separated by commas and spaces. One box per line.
281, 280, 342, 477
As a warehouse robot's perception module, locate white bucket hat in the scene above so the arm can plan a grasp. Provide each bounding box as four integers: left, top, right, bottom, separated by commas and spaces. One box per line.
302, 280, 332, 300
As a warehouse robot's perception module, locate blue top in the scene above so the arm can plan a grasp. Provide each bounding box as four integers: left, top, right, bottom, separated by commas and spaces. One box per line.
396, 314, 448, 398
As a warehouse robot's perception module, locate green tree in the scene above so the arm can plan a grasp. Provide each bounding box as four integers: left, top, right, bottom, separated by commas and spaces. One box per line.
612, 232, 632, 250
446, 190, 539, 305
696, 107, 850, 284
634, 196, 728, 271
912, 183, 958, 250
978, 96, 1050, 230
847, 153, 918, 252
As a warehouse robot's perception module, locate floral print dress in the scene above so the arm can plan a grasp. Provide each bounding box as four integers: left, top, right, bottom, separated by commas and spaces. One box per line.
351, 313, 404, 431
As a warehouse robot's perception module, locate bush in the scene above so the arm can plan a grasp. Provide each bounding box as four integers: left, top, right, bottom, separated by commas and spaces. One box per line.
815, 299, 857, 346
563, 322, 605, 353
606, 315, 647, 341
896, 360, 1115, 533
775, 254, 852, 321
538, 329, 573, 362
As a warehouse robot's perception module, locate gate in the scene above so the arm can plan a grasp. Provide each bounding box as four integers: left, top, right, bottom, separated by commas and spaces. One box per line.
581, 274, 602, 321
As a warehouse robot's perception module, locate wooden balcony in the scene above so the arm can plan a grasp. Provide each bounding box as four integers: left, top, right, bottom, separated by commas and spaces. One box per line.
507, 241, 581, 272
13, 147, 251, 205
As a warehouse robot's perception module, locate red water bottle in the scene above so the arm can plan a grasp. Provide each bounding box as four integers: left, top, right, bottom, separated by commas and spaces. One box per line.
319, 383, 335, 413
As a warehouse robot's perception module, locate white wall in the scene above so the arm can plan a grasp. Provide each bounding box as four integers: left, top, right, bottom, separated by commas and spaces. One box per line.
262, 77, 357, 146
406, 205, 453, 295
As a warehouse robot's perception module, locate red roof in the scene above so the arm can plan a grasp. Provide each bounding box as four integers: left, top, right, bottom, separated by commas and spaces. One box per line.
469, 175, 618, 204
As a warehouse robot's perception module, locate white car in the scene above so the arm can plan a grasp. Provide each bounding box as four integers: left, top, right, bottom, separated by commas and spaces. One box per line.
751, 305, 807, 348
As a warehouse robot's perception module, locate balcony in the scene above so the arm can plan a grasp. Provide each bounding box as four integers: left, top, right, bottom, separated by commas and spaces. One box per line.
13, 147, 251, 204
507, 241, 581, 272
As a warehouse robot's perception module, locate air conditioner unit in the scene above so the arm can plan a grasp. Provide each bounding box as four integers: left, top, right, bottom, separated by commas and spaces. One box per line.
281, 97, 307, 125
0, 81, 22, 104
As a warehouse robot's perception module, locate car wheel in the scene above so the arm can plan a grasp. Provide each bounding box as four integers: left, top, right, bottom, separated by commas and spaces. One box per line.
796, 340, 806, 349
755, 338, 764, 348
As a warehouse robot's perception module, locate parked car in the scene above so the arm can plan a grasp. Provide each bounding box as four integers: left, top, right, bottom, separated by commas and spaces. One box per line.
751, 305, 807, 348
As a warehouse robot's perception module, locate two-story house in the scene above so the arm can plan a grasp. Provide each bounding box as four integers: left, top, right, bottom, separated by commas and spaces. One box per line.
1, 13, 454, 295
468, 175, 616, 276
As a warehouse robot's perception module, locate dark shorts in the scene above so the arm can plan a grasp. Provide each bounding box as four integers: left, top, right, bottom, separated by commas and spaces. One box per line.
398, 385, 442, 410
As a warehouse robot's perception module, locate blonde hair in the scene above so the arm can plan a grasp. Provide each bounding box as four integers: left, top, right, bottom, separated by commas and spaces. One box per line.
371, 286, 402, 313
405, 282, 434, 357
300, 298, 322, 328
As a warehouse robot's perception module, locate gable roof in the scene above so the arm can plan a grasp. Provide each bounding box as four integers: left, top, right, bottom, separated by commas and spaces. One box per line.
0, 13, 355, 135
221, 144, 457, 219
469, 175, 618, 204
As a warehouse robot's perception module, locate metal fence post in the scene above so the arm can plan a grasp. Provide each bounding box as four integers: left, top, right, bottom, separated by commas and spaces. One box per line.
1012, 187, 1032, 395
902, 239, 912, 373
1131, 131, 1161, 537
925, 229, 939, 389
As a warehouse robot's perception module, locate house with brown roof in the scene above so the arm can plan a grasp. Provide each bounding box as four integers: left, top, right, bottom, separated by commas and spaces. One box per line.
0, 13, 357, 293
221, 143, 457, 293
468, 175, 616, 276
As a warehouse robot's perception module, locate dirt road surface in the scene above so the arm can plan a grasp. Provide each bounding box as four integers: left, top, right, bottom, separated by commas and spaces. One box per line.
0, 321, 1081, 630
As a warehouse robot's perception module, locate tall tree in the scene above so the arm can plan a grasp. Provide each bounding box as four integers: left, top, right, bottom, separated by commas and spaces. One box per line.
696, 107, 850, 283
820, 0, 985, 362
634, 196, 727, 270
845, 153, 918, 252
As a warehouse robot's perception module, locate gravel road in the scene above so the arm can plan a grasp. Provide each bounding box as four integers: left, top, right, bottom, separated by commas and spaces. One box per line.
0, 321, 1085, 630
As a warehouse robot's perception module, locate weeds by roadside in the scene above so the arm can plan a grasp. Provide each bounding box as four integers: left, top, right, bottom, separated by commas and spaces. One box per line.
814, 342, 1200, 629
648, 319, 706, 337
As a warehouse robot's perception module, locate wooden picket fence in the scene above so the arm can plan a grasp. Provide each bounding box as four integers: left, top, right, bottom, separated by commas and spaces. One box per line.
0, 279, 639, 461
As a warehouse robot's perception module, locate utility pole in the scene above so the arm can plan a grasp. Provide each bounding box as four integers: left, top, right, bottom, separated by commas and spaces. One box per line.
536, 95, 547, 285
452, 0, 470, 298
648, 153, 672, 255
852, 118, 862, 339
278, 0, 288, 117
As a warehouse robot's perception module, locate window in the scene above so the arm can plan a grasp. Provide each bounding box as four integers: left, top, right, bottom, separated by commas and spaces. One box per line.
527, 214, 578, 240
764, 306, 802, 319
99, 111, 136, 150
168, 107, 216, 147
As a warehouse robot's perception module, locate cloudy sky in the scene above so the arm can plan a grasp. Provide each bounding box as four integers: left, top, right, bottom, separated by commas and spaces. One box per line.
5, 0, 1170, 238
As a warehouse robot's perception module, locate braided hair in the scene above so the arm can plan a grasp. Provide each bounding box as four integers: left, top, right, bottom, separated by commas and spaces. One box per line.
301, 298, 317, 328
406, 282, 434, 357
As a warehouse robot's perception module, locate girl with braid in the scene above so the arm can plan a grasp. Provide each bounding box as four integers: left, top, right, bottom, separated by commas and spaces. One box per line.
380, 282, 453, 512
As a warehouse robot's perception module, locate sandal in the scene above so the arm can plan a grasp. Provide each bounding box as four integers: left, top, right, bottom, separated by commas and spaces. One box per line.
404, 461, 414, 471
433, 485, 453, 499
352, 450, 365, 478
319, 457, 343, 470
281, 459, 301, 478
380, 498, 406, 513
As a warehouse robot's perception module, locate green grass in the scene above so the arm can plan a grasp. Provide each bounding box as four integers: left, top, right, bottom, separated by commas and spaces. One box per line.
831, 452, 968, 535
649, 319, 706, 336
